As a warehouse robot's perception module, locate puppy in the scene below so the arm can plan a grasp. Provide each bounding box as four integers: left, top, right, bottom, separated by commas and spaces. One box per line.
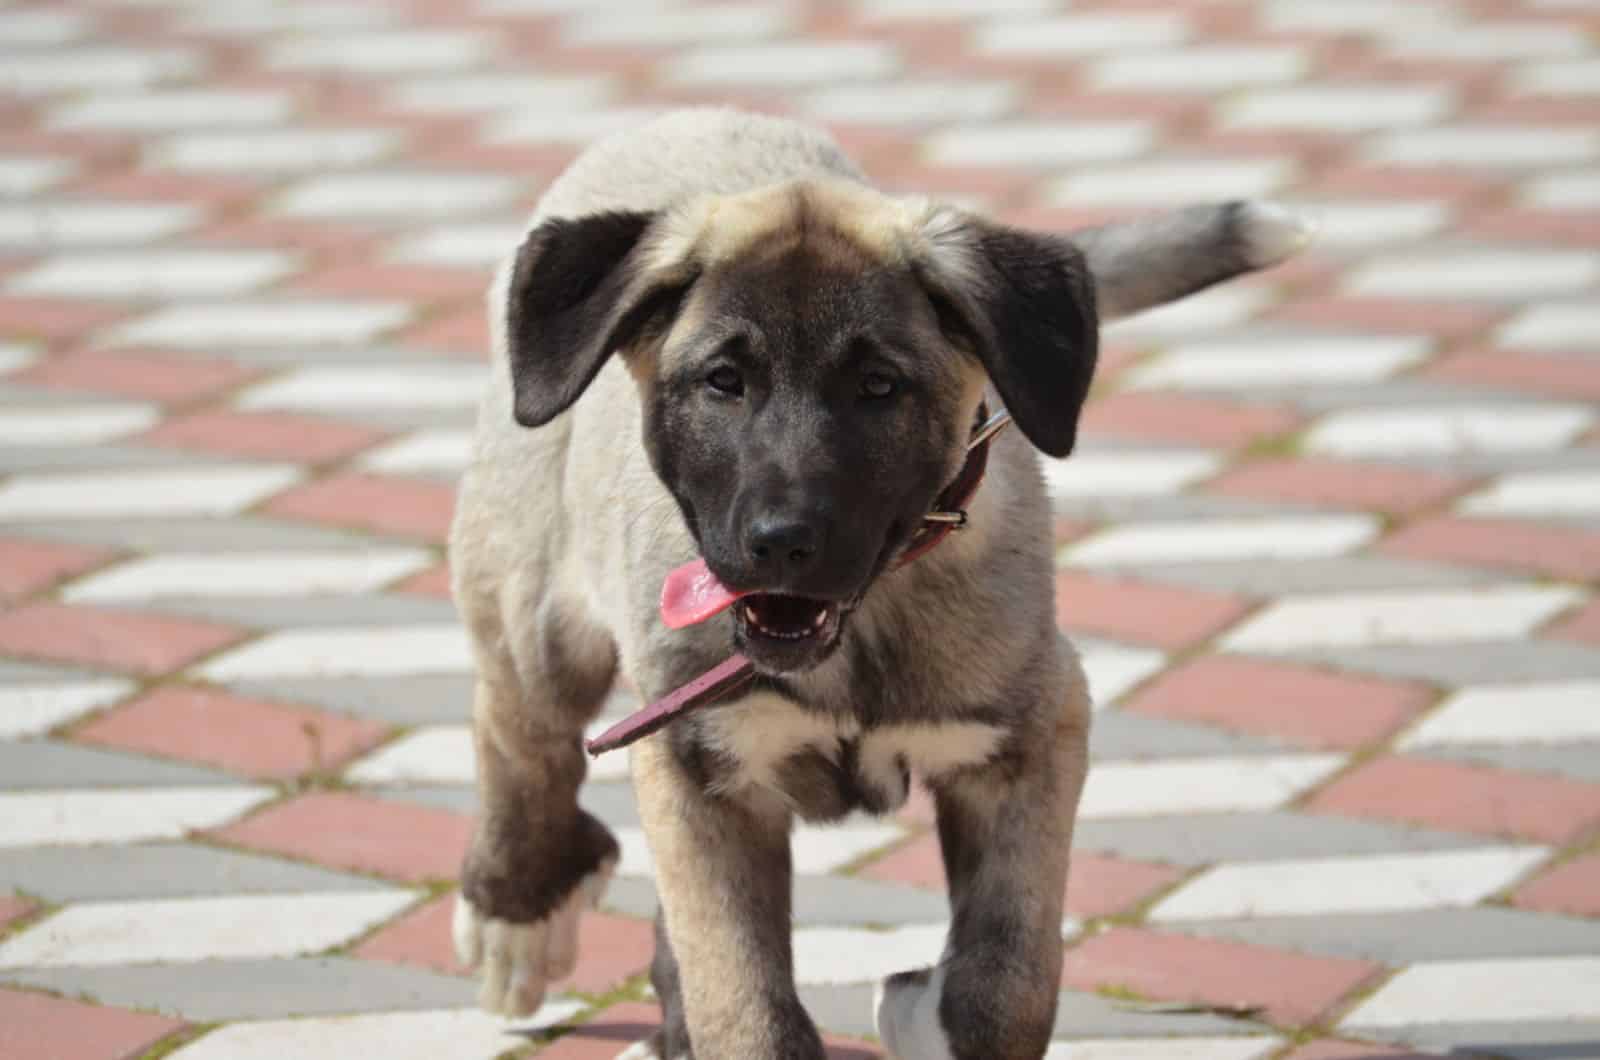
450, 108, 1307, 1060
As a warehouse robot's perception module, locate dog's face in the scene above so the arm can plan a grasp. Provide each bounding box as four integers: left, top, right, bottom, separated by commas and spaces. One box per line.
502, 180, 1097, 673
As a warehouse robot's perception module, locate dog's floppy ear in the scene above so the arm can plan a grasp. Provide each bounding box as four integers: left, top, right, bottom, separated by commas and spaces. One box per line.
503, 210, 695, 428
913, 210, 1099, 458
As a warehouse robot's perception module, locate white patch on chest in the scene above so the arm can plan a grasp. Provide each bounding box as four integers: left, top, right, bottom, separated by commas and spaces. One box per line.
699, 693, 1005, 809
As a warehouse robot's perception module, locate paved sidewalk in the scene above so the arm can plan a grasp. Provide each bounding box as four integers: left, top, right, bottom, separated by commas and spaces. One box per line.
3, 1, 1599, 1057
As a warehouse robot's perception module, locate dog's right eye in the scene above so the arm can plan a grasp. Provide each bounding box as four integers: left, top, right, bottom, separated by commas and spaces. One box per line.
706, 366, 744, 397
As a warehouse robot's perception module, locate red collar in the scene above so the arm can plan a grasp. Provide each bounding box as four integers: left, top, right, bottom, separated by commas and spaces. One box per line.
586, 406, 1011, 757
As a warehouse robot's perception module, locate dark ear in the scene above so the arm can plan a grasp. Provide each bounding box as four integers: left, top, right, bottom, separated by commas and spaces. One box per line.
504, 210, 694, 428
916, 214, 1099, 458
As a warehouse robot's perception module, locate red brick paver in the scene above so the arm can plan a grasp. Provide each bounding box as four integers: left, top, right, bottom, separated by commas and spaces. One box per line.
0, 603, 244, 675
0, 988, 183, 1060
1511, 855, 1600, 918
1379, 517, 1600, 582
0, 538, 114, 601
1208, 458, 1474, 517
1055, 572, 1254, 651
263, 473, 456, 542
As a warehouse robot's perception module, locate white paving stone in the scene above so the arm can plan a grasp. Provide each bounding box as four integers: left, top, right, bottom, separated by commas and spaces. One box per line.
168, 1005, 587, 1060
487, 106, 667, 145
0, 202, 201, 249
1077, 643, 1169, 708
793, 924, 950, 985
1285, 200, 1451, 247
177, 2, 397, 35
0, 891, 417, 968
1498, 302, 1600, 351
1221, 585, 1584, 653
1368, 125, 1599, 169
238, 365, 486, 412
1223, 85, 1455, 132
1523, 170, 1600, 210
359, 429, 475, 474
267, 30, 496, 74
1126, 334, 1431, 390
567, 5, 791, 45
1091, 46, 1310, 93
1303, 403, 1596, 457
1344, 249, 1600, 300
0, 404, 160, 447
388, 221, 523, 267
109, 299, 414, 348
388, 73, 613, 114
925, 121, 1153, 169
801, 79, 1016, 127
1381, 22, 1588, 60
1064, 516, 1379, 567
1344, 957, 1600, 1026
0, 157, 76, 198
0, 465, 300, 521
975, 13, 1189, 57
1050, 158, 1295, 207
667, 42, 898, 87
1460, 469, 1600, 517
1402, 681, 1600, 748
275, 172, 520, 219
0, 787, 273, 848
151, 128, 402, 173
1513, 58, 1600, 97
8, 250, 296, 299
198, 625, 473, 681
1046, 1041, 1280, 1060
1262, 0, 1457, 34
615, 821, 905, 877
49, 90, 292, 131
1105, 286, 1272, 344
345, 725, 474, 785
1078, 756, 1345, 818
64, 549, 435, 603
0, 681, 136, 740
0, 8, 94, 46
1044, 450, 1224, 499
0, 342, 36, 376
1149, 846, 1550, 921
0, 46, 202, 96
861, 0, 1058, 16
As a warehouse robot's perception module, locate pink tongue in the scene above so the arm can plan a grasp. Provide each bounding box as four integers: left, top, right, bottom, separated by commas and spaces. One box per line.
660, 558, 748, 630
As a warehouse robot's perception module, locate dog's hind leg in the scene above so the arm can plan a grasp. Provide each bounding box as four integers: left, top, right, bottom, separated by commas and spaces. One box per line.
614, 913, 694, 1060
453, 587, 622, 1018
1071, 201, 1313, 322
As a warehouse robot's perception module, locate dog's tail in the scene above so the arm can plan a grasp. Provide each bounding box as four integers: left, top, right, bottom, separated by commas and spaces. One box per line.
1071, 201, 1313, 323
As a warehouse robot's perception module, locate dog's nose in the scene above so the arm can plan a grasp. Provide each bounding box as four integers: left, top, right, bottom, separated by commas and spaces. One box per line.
747, 516, 820, 578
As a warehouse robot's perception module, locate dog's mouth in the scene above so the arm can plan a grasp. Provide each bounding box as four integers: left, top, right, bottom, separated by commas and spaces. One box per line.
734, 592, 846, 671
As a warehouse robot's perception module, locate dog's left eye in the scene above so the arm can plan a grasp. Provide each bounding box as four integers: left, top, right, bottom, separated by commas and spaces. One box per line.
706, 366, 744, 397
860, 373, 898, 400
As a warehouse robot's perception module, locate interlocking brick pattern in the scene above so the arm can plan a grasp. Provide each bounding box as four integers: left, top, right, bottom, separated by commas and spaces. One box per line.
2, 1, 1598, 1057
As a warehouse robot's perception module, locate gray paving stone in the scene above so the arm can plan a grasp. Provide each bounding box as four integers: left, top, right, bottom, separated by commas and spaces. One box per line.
1405, 447, 1600, 476
326, 407, 478, 432
0, 841, 389, 901
1359, 1021, 1600, 1060
1051, 494, 1293, 523
0, 444, 221, 473
0, 957, 479, 1020
604, 874, 951, 927
1418, 744, 1600, 783
1051, 989, 1273, 1040
1123, 556, 1502, 596
799, 983, 877, 1037
0, 384, 139, 408
374, 784, 480, 816
0, 661, 101, 683
230, 674, 472, 725
1290, 642, 1600, 685
191, 345, 466, 366
22, 517, 383, 552
142, 593, 458, 630
1073, 812, 1484, 867
1231, 380, 1514, 412
1091, 709, 1284, 759
1182, 908, 1600, 966
0, 740, 237, 789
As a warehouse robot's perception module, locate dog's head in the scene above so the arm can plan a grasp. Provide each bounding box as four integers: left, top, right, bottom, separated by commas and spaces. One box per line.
502, 179, 1097, 673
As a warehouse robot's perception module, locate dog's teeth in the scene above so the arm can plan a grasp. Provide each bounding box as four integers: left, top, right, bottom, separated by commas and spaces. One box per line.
811, 610, 827, 630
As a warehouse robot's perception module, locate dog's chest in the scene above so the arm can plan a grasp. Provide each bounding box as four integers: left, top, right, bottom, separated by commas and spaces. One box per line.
694, 692, 1004, 821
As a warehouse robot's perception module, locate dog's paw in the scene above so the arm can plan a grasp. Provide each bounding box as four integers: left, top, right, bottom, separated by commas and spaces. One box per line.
453, 859, 614, 1018
874, 966, 955, 1060
1233, 201, 1316, 268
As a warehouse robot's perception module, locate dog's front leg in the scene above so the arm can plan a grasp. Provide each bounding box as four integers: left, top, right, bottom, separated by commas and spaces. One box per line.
632, 735, 826, 1060
876, 693, 1090, 1060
